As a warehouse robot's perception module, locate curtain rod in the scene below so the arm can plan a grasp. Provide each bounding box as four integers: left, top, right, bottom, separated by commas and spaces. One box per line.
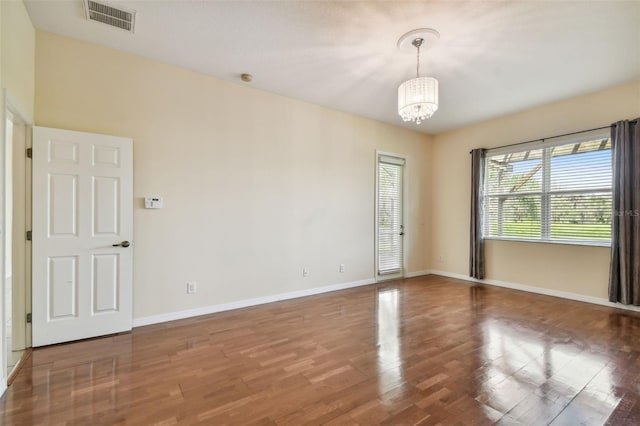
468, 119, 638, 154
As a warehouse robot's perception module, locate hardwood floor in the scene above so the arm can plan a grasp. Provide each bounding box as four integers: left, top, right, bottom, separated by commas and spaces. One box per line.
1, 275, 640, 425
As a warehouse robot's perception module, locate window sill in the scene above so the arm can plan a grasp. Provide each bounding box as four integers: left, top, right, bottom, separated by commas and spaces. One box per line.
483, 237, 611, 248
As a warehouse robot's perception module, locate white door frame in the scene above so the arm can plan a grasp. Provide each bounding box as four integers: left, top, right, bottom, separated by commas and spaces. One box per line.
1, 90, 33, 394
8, 107, 32, 352
374, 150, 408, 282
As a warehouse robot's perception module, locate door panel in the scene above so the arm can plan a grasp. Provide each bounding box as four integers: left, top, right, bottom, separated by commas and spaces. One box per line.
32, 126, 133, 347
48, 256, 77, 319
48, 140, 79, 164
93, 145, 120, 167
92, 254, 119, 313
49, 173, 78, 236
93, 177, 119, 235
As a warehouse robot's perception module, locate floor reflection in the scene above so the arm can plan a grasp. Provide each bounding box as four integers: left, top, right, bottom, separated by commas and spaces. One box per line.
17, 335, 133, 425
479, 319, 621, 423
376, 288, 404, 397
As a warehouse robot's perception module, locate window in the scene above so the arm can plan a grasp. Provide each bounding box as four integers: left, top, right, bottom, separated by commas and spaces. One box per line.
483, 131, 612, 245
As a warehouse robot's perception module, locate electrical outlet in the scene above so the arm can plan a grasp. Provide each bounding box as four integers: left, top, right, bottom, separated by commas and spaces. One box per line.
339, 264, 345, 273
303, 268, 309, 277
187, 281, 197, 294
438, 255, 445, 264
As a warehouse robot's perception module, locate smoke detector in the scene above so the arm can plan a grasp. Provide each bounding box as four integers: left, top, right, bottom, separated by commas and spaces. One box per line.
84, 0, 136, 33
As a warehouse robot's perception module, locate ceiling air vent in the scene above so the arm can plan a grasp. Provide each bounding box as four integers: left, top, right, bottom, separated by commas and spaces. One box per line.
84, 0, 136, 33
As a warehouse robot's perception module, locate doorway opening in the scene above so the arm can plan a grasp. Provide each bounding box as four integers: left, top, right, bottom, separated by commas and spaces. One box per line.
375, 153, 406, 280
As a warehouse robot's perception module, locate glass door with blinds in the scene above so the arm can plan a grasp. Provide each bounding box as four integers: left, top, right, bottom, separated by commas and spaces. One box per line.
376, 154, 405, 279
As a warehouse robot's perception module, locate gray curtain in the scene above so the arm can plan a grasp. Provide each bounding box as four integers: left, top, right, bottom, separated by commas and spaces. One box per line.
609, 119, 640, 305
470, 148, 486, 279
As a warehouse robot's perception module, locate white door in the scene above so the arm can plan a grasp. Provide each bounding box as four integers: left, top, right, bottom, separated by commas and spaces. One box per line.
32, 127, 133, 347
376, 154, 405, 279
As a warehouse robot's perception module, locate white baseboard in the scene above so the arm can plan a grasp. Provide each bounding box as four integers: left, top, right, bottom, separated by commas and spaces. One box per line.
0, 379, 6, 398
404, 269, 431, 278
429, 269, 640, 313
133, 278, 376, 327
428, 269, 475, 283
133, 268, 639, 329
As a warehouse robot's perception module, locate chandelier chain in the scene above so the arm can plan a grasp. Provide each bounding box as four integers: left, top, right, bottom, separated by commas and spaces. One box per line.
411, 37, 424, 78
416, 43, 420, 78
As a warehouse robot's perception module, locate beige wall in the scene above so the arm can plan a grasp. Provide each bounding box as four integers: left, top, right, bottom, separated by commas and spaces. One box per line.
31, 25, 639, 321
1, 0, 35, 119
35, 31, 432, 319
431, 81, 640, 299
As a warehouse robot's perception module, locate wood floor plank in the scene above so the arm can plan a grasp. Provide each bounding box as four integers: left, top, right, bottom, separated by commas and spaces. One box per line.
1, 275, 640, 425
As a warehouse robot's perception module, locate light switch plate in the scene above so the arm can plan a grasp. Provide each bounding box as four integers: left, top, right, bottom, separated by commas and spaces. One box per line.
145, 197, 163, 209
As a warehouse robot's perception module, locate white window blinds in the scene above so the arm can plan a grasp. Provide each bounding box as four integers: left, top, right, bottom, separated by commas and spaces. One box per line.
483, 132, 612, 244
378, 155, 404, 275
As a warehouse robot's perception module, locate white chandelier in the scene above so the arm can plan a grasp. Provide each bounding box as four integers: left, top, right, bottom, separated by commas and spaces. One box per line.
397, 29, 439, 124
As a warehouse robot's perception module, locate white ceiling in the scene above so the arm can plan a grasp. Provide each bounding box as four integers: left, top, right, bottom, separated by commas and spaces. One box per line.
25, 1, 640, 134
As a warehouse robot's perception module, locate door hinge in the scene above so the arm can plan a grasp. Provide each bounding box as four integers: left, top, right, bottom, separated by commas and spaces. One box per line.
26, 148, 32, 158
26, 313, 32, 323
26, 230, 32, 241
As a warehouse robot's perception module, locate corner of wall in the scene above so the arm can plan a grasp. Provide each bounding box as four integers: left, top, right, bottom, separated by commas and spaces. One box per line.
423, 132, 435, 272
